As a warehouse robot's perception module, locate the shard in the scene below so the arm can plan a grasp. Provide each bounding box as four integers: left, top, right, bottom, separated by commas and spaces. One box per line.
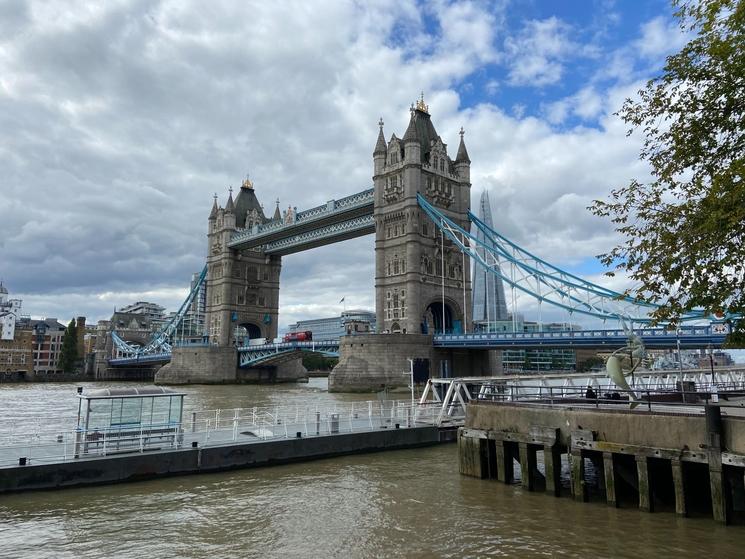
472, 190, 509, 329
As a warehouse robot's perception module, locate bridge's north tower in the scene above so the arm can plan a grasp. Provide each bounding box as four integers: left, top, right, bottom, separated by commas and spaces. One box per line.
205, 178, 281, 346
373, 98, 472, 334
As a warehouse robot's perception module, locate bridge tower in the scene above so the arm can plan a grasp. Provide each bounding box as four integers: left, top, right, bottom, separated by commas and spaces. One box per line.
373, 97, 472, 335
205, 178, 281, 346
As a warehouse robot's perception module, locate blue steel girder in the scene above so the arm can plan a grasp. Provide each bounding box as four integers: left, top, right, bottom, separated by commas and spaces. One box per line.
434, 324, 729, 350
229, 188, 374, 252
416, 193, 720, 324
261, 214, 375, 255
238, 340, 340, 367
108, 353, 173, 366
110, 265, 208, 358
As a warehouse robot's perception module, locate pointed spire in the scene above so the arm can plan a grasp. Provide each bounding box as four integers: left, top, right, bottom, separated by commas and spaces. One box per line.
273, 198, 281, 221
456, 127, 470, 163
374, 117, 387, 155
209, 193, 218, 220
225, 186, 235, 213
403, 111, 418, 143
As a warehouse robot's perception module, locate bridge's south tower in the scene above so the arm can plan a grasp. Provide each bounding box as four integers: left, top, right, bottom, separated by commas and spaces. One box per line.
206, 179, 281, 346
373, 98, 472, 335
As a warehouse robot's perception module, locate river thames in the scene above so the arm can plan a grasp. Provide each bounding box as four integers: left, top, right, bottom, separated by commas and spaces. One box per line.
1, 379, 744, 558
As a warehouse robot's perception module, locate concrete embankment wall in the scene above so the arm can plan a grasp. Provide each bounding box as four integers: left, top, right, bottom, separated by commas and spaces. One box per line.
459, 402, 745, 524
465, 403, 745, 455
0, 426, 443, 494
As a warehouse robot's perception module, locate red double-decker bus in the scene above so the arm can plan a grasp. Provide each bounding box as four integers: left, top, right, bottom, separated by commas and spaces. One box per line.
283, 331, 313, 342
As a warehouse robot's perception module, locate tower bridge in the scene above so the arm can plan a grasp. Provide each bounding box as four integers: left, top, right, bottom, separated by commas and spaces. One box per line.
101, 96, 736, 387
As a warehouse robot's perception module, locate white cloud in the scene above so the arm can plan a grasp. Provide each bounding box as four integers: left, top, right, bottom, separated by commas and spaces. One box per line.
504, 17, 598, 87
543, 85, 604, 124
635, 16, 688, 59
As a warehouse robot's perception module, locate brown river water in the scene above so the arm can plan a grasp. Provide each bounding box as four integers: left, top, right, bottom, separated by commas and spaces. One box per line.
1, 380, 744, 558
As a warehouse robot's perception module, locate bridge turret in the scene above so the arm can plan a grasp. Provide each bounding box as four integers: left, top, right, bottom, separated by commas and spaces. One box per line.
209, 195, 218, 221
455, 127, 471, 183
222, 188, 236, 230
373, 118, 387, 175
403, 109, 421, 164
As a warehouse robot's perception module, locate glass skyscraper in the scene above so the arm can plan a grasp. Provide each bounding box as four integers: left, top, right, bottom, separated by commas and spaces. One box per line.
472, 190, 509, 330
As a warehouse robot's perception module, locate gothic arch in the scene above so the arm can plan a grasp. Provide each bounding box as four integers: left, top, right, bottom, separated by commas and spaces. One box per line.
422, 296, 463, 335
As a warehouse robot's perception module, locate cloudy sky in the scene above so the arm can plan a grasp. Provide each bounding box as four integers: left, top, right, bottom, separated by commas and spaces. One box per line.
0, 0, 690, 332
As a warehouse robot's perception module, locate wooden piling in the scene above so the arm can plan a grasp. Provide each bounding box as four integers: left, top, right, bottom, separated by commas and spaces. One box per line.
603, 452, 618, 508
708, 449, 728, 524
571, 450, 586, 502
636, 455, 652, 512
544, 445, 561, 497
670, 458, 687, 516
518, 443, 537, 491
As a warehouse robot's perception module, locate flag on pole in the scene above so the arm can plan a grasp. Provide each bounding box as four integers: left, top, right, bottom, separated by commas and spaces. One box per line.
339, 297, 345, 304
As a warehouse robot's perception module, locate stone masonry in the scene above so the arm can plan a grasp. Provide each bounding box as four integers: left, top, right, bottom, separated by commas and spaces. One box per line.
373, 96, 472, 336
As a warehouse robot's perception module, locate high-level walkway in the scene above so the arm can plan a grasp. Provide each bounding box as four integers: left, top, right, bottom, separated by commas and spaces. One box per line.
228, 188, 374, 255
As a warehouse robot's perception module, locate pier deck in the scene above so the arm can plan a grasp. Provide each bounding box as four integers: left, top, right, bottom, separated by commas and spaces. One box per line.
0, 400, 454, 493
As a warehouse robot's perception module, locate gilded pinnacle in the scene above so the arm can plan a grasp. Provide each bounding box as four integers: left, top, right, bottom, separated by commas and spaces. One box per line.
416, 92, 429, 114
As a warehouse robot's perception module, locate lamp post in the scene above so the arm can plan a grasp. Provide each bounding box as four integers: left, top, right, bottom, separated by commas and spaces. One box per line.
676, 327, 685, 402
407, 358, 414, 405
708, 343, 718, 402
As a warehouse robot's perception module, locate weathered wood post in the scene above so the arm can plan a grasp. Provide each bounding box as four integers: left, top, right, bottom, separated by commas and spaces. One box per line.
603, 452, 618, 508
571, 450, 586, 502
670, 458, 687, 516
636, 455, 652, 512
544, 445, 562, 497
495, 439, 513, 484
706, 405, 728, 524
518, 443, 537, 491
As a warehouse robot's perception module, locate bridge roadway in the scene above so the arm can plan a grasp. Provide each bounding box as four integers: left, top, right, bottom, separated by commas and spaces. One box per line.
434, 323, 729, 350
228, 188, 374, 255
109, 324, 729, 368
237, 340, 340, 367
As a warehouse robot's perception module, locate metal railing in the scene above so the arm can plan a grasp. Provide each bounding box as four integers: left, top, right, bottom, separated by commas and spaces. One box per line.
417, 372, 745, 426
474, 383, 745, 413
0, 399, 443, 469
